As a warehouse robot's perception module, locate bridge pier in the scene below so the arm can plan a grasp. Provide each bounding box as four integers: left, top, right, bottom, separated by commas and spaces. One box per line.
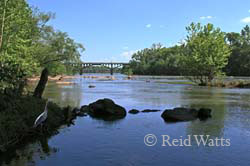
110, 63, 113, 75
80, 68, 84, 75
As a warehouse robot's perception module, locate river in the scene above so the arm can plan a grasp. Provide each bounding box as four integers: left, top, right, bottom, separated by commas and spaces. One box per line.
2, 74, 250, 166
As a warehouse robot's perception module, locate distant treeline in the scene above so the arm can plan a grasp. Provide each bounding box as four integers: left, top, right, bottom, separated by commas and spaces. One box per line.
127, 25, 250, 77
81, 66, 122, 73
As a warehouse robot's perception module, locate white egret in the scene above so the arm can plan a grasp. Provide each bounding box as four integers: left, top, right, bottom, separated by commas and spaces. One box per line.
33, 100, 49, 128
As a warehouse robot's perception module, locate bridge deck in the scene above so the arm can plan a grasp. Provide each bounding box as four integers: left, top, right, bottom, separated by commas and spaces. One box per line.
81, 62, 129, 65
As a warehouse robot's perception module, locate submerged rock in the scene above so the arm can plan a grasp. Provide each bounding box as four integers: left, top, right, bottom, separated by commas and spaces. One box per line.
198, 108, 212, 120
88, 85, 96, 88
161, 107, 211, 122
141, 109, 160, 113
87, 98, 126, 120
129, 109, 140, 114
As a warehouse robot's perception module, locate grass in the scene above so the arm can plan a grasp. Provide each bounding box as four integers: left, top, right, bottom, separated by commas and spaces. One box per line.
0, 92, 70, 153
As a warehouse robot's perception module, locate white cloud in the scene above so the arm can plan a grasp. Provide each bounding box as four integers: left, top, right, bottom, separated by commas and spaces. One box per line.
146, 24, 152, 28
241, 17, 250, 23
120, 50, 139, 60
248, 9, 250, 13
200, 16, 213, 20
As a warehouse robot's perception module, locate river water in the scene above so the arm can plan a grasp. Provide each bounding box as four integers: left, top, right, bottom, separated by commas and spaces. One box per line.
2, 74, 250, 166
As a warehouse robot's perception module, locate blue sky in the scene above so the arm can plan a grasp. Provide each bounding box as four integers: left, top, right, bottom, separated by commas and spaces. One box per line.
28, 0, 250, 62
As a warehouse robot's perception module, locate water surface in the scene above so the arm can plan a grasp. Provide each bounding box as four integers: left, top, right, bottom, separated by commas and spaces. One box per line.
2, 74, 250, 166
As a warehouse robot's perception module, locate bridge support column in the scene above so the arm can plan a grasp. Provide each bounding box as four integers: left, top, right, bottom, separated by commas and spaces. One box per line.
110, 63, 113, 75
80, 68, 83, 75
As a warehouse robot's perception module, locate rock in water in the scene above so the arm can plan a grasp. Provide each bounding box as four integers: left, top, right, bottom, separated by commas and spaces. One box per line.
88, 85, 96, 88
88, 98, 126, 120
161, 107, 212, 122
161, 107, 198, 122
129, 109, 140, 114
141, 109, 160, 113
198, 108, 212, 120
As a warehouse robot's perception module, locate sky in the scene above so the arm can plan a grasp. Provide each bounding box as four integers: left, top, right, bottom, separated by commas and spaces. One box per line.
28, 0, 250, 62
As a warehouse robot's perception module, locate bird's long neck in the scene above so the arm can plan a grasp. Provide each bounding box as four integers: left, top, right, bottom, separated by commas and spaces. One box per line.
44, 101, 49, 113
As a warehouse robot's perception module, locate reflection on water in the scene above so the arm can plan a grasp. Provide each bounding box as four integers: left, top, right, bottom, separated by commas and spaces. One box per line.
2, 74, 250, 166
1, 136, 57, 166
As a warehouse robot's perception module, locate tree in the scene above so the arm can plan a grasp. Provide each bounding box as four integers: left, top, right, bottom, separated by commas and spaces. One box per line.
0, 1, 85, 92
225, 25, 250, 76
129, 44, 183, 76
182, 23, 231, 85
0, 0, 39, 90
30, 9, 84, 76
33, 27, 85, 76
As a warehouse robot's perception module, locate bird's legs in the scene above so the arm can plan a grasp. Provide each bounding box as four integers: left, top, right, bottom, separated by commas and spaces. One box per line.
40, 123, 43, 135
44, 124, 49, 133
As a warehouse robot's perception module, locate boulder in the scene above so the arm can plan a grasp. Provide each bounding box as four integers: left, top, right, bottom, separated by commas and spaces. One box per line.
161, 107, 198, 122
129, 109, 140, 114
88, 85, 96, 88
141, 109, 160, 113
87, 98, 126, 119
161, 107, 212, 122
198, 108, 212, 120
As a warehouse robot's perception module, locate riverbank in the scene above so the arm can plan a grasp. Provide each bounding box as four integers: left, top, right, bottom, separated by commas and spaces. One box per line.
207, 80, 250, 88
27, 74, 250, 88
0, 92, 75, 154
27, 75, 122, 85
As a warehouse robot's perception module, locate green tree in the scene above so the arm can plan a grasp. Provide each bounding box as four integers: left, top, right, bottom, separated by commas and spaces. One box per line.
33, 27, 84, 76
129, 44, 182, 75
0, 1, 85, 91
225, 25, 250, 76
0, 0, 39, 90
182, 23, 231, 85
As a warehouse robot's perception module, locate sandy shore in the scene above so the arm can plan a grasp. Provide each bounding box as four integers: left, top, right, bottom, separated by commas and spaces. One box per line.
27, 75, 123, 85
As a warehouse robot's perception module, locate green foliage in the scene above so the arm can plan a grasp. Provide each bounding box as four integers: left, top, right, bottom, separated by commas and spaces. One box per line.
181, 23, 231, 85
0, 1, 85, 91
0, 93, 66, 152
34, 28, 84, 65
0, 0, 39, 90
122, 66, 133, 75
224, 25, 250, 76
33, 28, 84, 76
128, 23, 250, 82
129, 43, 182, 75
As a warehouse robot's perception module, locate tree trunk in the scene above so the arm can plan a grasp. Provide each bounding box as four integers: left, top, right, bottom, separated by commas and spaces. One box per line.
33, 68, 48, 98
0, 0, 7, 51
